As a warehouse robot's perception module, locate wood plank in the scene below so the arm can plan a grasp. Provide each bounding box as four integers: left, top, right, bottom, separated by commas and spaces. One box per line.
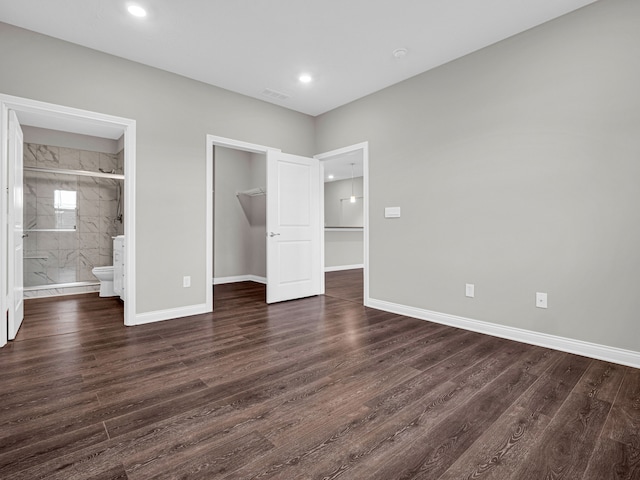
438, 355, 617, 480
582, 437, 640, 480
128, 432, 274, 480
512, 390, 612, 478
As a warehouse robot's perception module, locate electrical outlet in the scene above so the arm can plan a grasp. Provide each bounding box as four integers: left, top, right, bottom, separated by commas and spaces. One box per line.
183, 276, 191, 288
465, 283, 475, 298
536, 292, 547, 309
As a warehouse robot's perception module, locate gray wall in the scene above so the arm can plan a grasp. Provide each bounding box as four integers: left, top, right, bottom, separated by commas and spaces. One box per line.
213, 147, 266, 279
316, 0, 640, 352
0, 22, 314, 314
325, 231, 363, 269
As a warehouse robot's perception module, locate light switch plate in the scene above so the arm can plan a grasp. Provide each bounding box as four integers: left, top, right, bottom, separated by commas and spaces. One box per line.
385, 207, 401, 218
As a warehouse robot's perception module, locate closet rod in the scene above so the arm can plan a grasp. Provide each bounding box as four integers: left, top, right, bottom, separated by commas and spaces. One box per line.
24, 166, 124, 180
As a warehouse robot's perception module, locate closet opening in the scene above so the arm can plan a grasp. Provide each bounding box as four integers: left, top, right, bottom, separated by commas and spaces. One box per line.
212, 146, 267, 295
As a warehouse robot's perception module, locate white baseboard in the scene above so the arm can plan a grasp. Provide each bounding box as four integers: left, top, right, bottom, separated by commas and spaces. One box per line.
213, 275, 267, 285
134, 303, 210, 326
367, 298, 640, 369
325, 264, 364, 272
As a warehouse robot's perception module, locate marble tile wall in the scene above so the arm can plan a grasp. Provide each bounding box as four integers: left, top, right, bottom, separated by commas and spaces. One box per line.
23, 143, 124, 291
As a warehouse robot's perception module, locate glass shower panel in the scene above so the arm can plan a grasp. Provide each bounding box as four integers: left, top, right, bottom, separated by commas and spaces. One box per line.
23, 170, 79, 287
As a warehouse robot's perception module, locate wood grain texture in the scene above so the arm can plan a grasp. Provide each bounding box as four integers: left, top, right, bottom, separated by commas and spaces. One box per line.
0, 269, 638, 479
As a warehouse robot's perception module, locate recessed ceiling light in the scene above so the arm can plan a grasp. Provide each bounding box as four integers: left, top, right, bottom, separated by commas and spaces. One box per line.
127, 5, 147, 17
299, 74, 313, 84
328, 174, 334, 180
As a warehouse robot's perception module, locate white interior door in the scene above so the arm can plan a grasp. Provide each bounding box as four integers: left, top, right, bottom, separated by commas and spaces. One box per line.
8, 110, 24, 340
266, 151, 321, 303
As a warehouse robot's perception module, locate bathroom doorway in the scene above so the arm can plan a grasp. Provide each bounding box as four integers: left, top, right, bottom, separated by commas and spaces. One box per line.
21, 127, 125, 300
0, 94, 137, 347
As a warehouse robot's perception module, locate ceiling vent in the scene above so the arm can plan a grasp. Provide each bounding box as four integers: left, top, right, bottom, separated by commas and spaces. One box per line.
261, 88, 290, 101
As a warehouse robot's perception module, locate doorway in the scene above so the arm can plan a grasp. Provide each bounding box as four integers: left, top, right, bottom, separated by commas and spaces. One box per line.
0, 94, 137, 347
212, 146, 267, 287
206, 135, 323, 309
315, 142, 369, 305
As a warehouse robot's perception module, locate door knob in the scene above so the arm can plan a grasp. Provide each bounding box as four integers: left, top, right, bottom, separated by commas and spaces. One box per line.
268, 232, 280, 237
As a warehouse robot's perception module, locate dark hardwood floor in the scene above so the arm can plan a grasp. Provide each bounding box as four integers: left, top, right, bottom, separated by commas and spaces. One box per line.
1, 269, 639, 479
324, 268, 363, 304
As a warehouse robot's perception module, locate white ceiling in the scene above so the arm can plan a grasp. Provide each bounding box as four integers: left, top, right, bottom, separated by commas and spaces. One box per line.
0, 0, 596, 116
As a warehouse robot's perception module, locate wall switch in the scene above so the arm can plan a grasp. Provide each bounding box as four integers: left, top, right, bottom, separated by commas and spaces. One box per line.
385, 207, 401, 218
536, 292, 547, 309
465, 283, 475, 298
183, 276, 191, 288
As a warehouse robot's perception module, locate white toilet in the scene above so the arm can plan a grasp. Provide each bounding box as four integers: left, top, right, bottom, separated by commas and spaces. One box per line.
92, 266, 116, 297
93, 235, 125, 299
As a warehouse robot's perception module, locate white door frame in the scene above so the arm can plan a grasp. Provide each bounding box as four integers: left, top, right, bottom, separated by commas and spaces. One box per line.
205, 134, 281, 311
314, 142, 370, 305
0, 94, 137, 339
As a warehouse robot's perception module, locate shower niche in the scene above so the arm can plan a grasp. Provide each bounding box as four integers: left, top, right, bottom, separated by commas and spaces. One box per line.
23, 139, 124, 298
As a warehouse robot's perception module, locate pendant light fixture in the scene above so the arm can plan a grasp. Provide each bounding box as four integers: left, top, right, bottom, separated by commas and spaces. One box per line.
350, 163, 356, 203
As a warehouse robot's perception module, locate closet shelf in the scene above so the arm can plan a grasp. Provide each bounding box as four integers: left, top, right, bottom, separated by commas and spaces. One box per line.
24, 166, 124, 180
236, 187, 266, 197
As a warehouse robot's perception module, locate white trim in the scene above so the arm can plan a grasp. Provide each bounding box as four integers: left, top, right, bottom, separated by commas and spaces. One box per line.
325, 264, 364, 272
368, 297, 640, 369
207, 135, 281, 155
205, 137, 213, 315
315, 142, 369, 306
213, 275, 267, 285
0, 94, 136, 336
134, 303, 209, 326
319, 162, 325, 294
122, 121, 136, 327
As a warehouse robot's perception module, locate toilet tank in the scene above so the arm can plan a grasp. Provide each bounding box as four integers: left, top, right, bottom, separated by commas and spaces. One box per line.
113, 235, 125, 301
